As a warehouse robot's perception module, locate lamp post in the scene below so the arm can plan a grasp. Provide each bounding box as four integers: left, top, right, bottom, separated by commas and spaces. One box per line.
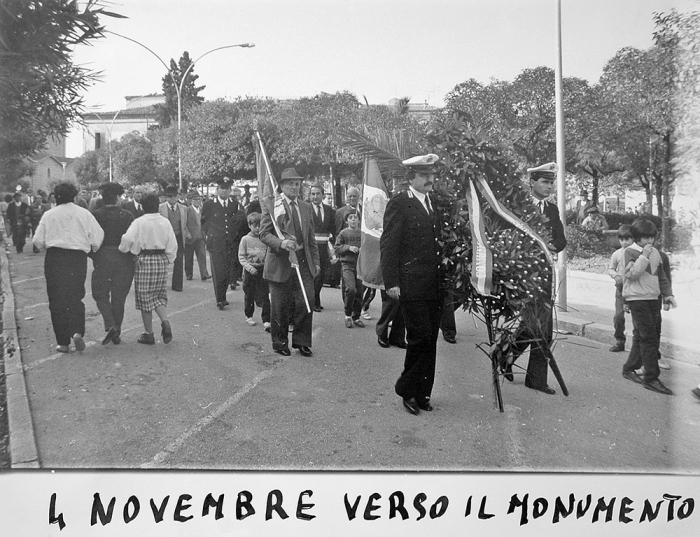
110, 32, 255, 191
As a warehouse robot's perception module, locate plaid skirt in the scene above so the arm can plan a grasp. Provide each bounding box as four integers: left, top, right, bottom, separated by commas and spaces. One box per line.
134, 253, 169, 311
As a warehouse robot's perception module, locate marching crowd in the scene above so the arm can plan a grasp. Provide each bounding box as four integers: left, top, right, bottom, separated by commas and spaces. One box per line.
7, 152, 688, 415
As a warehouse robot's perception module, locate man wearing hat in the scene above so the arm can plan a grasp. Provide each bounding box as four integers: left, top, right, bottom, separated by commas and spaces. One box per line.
576, 189, 593, 225
202, 177, 248, 309
159, 185, 191, 291
505, 162, 567, 395
184, 190, 211, 281
581, 205, 609, 231
380, 153, 444, 415
7, 191, 30, 253
259, 167, 320, 357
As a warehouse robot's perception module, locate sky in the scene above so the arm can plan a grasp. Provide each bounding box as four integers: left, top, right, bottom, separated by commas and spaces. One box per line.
65, 0, 699, 156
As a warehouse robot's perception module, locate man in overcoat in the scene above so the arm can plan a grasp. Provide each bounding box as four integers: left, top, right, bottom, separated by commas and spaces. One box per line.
259, 168, 320, 357
380, 154, 444, 415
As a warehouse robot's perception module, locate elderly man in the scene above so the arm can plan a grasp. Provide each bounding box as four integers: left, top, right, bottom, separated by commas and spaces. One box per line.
159, 185, 190, 292
123, 184, 146, 219
380, 154, 444, 415
259, 168, 320, 357
33, 182, 104, 352
184, 190, 211, 281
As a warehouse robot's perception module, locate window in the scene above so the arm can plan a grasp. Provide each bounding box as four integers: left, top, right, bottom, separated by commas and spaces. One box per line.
95, 132, 102, 150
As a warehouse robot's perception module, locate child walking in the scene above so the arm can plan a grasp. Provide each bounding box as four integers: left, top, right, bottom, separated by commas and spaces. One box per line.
335, 211, 365, 328
620, 219, 676, 395
238, 212, 271, 331
118, 193, 177, 344
607, 224, 633, 352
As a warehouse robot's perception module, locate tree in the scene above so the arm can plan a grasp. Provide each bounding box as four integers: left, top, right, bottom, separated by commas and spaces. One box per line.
111, 132, 156, 184
0, 0, 123, 173
73, 149, 108, 186
155, 51, 206, 128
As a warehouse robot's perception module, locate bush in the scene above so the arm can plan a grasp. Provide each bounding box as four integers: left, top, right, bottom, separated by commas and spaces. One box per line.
566, 224, 613, 259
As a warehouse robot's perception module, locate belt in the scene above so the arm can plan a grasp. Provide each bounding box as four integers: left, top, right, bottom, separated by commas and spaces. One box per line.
140, 249, 166, 255
314, 234, 329, 242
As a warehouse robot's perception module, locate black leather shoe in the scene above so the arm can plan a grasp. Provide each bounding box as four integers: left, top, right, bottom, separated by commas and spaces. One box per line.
394, 340, 407, 349
377, 336, 390, 348
622, 370, 643, 384
503, 363, 514, 382
111, 330, 121, 345
161, 320, 172, 344
202, 275, 211, 281
172, 287, 183, 292
313, 305, 322, 312
275, 347, 291, 356
217, 302, 226, 310
443, 334, 457, 344
402, 398, 420, 415
102, 326, 119, 346
525, 382, 556, 395
294, 345, 313, 357
186, 276, 193, 280
643, 378, 673, 395
417, 398, 433, 411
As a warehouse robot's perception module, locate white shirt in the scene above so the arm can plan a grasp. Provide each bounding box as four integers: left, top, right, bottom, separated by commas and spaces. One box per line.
409, 186, 432, 215
118, 213, 177, 263
32, 203, 104, 253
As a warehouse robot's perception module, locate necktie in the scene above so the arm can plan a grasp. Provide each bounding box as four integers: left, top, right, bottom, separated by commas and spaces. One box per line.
290, 201, 304, 245
425, 196, 433, 217
538, 201, 544, 213
316, 204, 322, 221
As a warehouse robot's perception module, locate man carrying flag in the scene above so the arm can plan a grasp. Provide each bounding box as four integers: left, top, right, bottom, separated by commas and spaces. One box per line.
258, 164, 320, 358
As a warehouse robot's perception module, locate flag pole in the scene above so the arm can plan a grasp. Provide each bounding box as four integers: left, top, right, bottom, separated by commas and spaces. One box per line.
255, 131, 312, 314
554, 0, 568, 312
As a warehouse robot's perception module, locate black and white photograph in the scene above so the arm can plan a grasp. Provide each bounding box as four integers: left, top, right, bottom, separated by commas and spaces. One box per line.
1, 0, 699, 534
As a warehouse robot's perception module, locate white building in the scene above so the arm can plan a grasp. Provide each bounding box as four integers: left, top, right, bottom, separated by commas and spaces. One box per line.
82, 94, 164, 154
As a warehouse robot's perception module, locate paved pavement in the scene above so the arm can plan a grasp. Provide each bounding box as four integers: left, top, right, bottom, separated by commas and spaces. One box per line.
2, 245, 699, 471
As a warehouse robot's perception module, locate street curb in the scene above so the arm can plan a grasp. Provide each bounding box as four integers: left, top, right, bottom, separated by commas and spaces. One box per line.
1, 245, 40, 468
557, 312, 700, 367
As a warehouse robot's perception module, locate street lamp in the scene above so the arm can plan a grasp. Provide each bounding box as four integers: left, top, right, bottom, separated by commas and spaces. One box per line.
110, 31, 255, 191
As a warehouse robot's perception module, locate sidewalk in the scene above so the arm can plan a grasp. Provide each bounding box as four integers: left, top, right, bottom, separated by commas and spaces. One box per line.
556, 270, 700, 367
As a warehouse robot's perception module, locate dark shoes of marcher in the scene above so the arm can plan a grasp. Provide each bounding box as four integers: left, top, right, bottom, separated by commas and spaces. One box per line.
161, 321, 172, 344
102, 326, 120, 346
402, 398, 420, 415
622, 370, 643, 384
137, 332, 156, 345
417, 397, 433, 411
377, 336, 391, 348
72, 333, 85, 352
609, 342, 625, 352
443, 334, 456, 344
293, 345, 312, 357
524, 380, 556, 395
691, 387, 700, 401
643, 378, 673, 395
502, 363, 514, 382
275, 347, 291, 356
55, 345, 69, 353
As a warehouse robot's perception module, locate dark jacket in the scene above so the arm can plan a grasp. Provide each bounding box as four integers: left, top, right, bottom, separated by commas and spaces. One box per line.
380, 190, 442, 302
201, 198, 247, 252
542, 200, 567, 254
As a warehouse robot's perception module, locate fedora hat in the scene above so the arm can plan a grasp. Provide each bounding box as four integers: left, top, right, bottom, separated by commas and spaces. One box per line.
279, 168, 304, 182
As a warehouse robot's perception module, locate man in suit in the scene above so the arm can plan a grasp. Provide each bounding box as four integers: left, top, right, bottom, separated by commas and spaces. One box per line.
122, 185, 145, 219
159, 185, 191, 291
7, 192, 30, 253
259, 168, 320, 357
201, 177, 248, 309
380, 154, 444, 415
184, 190, 211, 281
506, 162, 568, 395
309, 182, 335, 312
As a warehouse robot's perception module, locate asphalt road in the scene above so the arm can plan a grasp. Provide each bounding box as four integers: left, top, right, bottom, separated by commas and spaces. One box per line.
7, 249, 700, 472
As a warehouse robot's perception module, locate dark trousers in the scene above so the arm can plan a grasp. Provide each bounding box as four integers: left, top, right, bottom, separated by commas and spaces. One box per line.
613, 288, 626, 343
243, 269, 270, 323
440, 290, 459, 339
623, 300, 661, 382
362, 286, 376, 311
512, 291, 553, 389
268, 260, 315, 350
341, 262, 363, 319
185, 237, 209, 279
230, 241, 243, 284
395, 298, 443, 401
314, 243, 330, 307
12, 223, 26, 253
45, 248, 88, 346
91, 248, 135, 332
171, 234, 184, 290
326, 259, 341, 287
376, 290, 406, 344
209, 245, 236, 304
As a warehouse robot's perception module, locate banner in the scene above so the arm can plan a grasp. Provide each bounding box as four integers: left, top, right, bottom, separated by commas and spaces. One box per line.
357, 158, 389, 289
465, 179, 494, 296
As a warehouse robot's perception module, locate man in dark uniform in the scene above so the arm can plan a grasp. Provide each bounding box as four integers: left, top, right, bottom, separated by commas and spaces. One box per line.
506, 162, 568, 395
259, 168, 320, 357
380, 154, 443, 415
309, 182, 335, 312
201, 177, 248, 309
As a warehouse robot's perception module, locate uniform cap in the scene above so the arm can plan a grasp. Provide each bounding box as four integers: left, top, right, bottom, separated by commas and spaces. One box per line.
527, 162, 559, 180
216, 176, 233, 188
401, 153, 440, 173
186, 190, 201, 200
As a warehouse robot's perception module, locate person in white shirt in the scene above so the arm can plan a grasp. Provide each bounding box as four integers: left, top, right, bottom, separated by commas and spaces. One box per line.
119, 193, 177, 345
33, 182, 104, 353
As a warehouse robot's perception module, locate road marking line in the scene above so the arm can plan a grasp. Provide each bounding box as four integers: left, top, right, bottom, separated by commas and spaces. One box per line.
21, 299, 209, 372
141, 368, 281, 468
12, 276, 45, 284
142, 321, 318, 467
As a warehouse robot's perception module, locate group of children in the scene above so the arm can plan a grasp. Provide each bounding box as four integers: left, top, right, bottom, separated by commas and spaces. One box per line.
607, 219, 678, 396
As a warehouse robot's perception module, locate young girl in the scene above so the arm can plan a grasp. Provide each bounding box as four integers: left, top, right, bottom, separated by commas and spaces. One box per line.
119, 193, 177, 344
